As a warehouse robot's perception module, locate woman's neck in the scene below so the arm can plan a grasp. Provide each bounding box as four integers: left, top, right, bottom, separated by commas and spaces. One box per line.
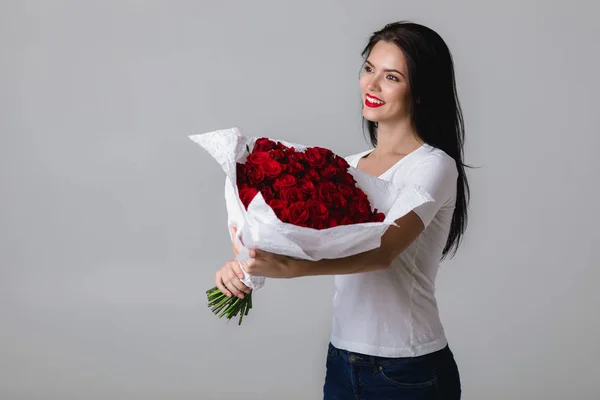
371, 118, 423, 158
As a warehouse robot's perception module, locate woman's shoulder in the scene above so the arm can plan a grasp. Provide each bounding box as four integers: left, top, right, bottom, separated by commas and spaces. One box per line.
397, 144, 458, 190
415, 144, 457, 172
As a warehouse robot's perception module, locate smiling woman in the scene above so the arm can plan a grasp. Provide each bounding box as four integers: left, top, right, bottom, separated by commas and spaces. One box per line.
215, 20, 469, 400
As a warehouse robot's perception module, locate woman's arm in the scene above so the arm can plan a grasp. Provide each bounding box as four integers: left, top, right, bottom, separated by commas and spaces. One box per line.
241, 154, 457, 279
244, 210, 425, 278
293, 210, 425, 276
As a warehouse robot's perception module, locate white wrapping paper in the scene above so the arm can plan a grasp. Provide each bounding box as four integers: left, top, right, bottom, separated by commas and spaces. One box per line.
189, 127, 434, 290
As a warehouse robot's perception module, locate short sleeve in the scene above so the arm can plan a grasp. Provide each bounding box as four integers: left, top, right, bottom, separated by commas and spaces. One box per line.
403, 154, 458, 229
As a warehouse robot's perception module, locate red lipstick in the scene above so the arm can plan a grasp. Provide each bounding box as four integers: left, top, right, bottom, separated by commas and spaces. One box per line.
365, 93, 385, 108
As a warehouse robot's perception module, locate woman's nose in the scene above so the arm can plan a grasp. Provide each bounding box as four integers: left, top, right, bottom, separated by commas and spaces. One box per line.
367, 77, 380, 91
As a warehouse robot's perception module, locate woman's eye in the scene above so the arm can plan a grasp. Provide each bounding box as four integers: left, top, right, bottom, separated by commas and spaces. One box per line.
364, 66, 373, 72
387, 75, 399, 81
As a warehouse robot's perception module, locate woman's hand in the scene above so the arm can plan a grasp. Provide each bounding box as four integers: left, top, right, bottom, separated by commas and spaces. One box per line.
218, 226, 297, 298
242, 249, 297, 279
215, 226, 250, 298
215, 259, 251, 299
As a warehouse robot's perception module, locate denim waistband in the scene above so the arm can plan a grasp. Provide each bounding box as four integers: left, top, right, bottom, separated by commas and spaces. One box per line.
328, 342, 452, 369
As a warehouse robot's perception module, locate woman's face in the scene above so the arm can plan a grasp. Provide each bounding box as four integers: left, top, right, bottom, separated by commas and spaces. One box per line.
359, 40, 412, 124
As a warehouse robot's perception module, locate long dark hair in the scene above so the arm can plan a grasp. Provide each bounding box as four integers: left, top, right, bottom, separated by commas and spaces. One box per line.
361, 21, 470, 260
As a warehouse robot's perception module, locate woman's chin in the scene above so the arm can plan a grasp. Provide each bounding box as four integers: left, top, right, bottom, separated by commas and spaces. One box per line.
362, 110, 381, 122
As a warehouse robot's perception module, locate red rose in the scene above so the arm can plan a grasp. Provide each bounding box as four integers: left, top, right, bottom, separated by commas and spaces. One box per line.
249, 164, 266, 185
270, 149, 285, 161
307, 200, 329, 222
303, 168, 321, 183
287, 161, 305, 175
354, 188, 370, 202
304, 147, 328, 168
268, 199, 289, 221
326, 217, 339, 228
236, 162, 249, 184
290, 150, 305, 160
260, 186, 275, 203
238, 185, 258, 209
338, 183, 355, 198
288, 202, 309, 226
314, 146, 334, 159
335, 156, 350, 170
338, 171, 357, 185
276, 141, 291, 151
246, 151, 271, 165
339, 216, 354, 226
273, 174, 297, 192
253, 138, 277, 152
349, 198, 371, 219
331, 192, 348, 209
312, 220, 329, 230
297, 179, 316, 197
263, 159, 283, 178
320, 165, 338, 180
279, 186, 306, 203
316, 182, 336, 205
370, 210, 385, 222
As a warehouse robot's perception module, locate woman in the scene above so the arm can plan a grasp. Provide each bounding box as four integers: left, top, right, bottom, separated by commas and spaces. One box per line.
216, 21, 469, 399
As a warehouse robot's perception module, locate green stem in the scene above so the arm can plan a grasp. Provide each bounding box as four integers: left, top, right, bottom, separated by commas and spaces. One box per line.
230, 298, 245, 318
210, 294, 231, 313
208, 294, 222, 306
219, 297, 241, 318
208, 293, 227, 307
205, 287, 254, 325
238, 300, 247, 325
246, 291, 252, 314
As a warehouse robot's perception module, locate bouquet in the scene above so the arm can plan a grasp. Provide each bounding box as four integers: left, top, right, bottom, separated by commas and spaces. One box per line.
189, 127, 433, 325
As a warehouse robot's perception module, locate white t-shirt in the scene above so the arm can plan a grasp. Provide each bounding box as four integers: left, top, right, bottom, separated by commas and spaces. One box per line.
330, 143, 459, 358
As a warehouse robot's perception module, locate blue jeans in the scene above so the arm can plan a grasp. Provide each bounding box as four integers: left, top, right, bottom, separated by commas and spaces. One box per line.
323, 342, 461, 399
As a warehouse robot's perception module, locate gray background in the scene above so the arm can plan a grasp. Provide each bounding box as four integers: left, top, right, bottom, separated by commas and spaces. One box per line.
1, 1, 599, 399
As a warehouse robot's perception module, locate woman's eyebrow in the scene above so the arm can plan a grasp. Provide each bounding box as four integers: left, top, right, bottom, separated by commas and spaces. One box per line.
365, 60, 406, 78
